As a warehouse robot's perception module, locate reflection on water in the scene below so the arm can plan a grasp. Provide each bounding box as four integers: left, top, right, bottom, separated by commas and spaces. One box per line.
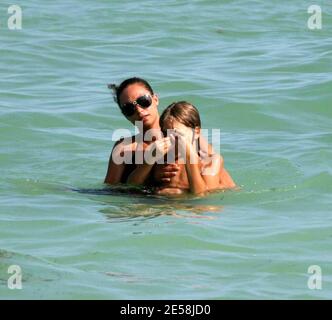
73, 186, 224, 221
100, 203, 223, 222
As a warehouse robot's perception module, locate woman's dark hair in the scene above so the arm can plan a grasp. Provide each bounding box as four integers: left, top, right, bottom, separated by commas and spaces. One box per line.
159, 101, 201, 131
108, 77, 154, 106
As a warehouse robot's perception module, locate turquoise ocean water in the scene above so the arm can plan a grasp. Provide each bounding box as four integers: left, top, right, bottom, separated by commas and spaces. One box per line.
0, 0, 332, 299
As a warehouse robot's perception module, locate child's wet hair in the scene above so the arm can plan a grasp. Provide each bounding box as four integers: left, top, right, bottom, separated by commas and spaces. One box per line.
108, 77, 154, 107
159, 101, 201, 133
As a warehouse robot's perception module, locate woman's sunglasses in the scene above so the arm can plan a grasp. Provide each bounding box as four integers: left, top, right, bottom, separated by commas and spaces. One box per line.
121, 94, 153, 117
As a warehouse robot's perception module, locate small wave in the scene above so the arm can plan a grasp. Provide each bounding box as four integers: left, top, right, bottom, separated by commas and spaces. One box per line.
72, 185, 154, 196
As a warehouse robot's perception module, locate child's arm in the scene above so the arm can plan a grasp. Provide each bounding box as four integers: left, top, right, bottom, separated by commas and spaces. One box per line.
184, 144, 208, 195
198, 135, 223, 190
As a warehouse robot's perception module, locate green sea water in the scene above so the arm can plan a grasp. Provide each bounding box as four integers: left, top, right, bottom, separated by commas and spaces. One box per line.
0, 0, 332, 299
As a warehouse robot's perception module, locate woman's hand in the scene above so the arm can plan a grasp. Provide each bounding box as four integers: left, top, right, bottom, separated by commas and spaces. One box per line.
153, 163, 180, 183
144, 137, 172, 164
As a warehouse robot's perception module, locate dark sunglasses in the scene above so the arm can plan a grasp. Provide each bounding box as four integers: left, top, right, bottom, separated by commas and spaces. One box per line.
121, 94, 153, 117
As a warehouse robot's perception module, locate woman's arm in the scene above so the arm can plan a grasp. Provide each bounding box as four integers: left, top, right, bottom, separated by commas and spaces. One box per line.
104, 140, 126, 184
126, 137, 171, 185
126, 163, 154, 185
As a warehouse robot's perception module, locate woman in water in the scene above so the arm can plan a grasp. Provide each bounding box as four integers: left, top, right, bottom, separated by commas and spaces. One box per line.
104, 77, 171, 184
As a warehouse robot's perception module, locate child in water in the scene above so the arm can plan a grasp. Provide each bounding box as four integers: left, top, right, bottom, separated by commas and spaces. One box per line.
151, 101, 236, 196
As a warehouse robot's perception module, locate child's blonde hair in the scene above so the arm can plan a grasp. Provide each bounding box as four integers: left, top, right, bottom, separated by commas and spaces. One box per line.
159, 101, 201, 133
